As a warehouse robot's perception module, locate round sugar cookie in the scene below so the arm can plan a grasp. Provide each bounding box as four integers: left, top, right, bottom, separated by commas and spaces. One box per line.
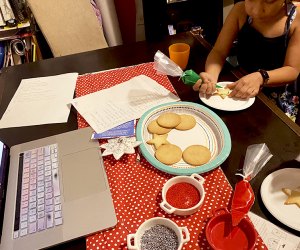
182, 145, 211, 166
155, 144, 182, 165
157, 112, 181, 128
147, 120, 172, 135
175, 114, 196, 130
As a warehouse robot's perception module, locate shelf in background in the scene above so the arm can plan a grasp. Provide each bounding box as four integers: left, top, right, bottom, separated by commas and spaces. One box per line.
0, 20, 31, 41
0, 20, 30, 31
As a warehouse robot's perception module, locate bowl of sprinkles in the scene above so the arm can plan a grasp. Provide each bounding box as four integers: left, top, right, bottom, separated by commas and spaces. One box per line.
127, 217, 190, 250
160, 174, 205, 216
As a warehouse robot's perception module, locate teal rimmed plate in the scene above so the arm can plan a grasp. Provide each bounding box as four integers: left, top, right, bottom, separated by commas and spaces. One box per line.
136, 101, 231, 175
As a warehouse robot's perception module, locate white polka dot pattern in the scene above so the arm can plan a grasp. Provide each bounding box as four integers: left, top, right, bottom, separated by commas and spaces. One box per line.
75, 63, 266, 249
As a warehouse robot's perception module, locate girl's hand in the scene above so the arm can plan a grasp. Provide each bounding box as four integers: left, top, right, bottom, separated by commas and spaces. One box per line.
227, 72, 262, 99
192, 72, 217, 95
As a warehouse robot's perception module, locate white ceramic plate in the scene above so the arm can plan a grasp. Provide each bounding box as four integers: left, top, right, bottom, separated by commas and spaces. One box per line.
260, 168, 300, 231
136, 101, 231, 175
199, 81, 255, 111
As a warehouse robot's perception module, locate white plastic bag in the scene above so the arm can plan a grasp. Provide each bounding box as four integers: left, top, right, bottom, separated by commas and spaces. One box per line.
239, 143, 273, 180
231, 143, 273, 226
154, 50, 183, 77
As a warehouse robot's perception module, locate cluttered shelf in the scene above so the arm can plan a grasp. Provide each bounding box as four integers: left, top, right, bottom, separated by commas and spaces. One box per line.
0, 0, 43, 70
0, 19, 30, 40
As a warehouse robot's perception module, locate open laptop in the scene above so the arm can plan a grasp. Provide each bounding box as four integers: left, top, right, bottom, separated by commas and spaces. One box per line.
0, 127, 117, 250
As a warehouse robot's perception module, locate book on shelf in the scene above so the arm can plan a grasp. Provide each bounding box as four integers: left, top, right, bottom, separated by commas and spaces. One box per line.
0, 19, 30, 30
0, 0, 16, 24
0, 34, 42, 69
0, 0, 27, 28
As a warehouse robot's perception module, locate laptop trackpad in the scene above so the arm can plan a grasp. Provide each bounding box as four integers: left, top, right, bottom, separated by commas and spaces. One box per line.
60, 148, 107, 202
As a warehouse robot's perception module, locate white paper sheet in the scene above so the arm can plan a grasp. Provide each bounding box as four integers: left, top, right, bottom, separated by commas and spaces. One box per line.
0, 73, 78, 128
249, 212, 300, 250
71, 75, 180, 133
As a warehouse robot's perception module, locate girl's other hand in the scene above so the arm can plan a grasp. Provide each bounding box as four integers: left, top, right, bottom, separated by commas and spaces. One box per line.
192, 72, 216, 95
227, 72, 262, 99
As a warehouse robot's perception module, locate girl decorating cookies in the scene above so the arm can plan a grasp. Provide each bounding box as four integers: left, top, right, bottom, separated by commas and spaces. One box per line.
193, 0, 300, 123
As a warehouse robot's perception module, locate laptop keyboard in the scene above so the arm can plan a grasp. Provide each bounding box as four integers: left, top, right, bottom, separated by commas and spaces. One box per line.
13, 144, 63, 238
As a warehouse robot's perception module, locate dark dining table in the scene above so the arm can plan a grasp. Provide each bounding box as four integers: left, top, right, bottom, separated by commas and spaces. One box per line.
0, 31, 299, 249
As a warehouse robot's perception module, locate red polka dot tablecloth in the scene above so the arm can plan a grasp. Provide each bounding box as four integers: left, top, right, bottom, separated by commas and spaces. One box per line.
75, 62, 266, 250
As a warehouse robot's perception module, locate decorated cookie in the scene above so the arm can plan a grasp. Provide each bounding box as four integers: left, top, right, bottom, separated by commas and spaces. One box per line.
216, 88, 231, 99
175, 114, 196, 130
182, 145, 211, 166
155, 144, 182, 165
282, 187, 300, 208
146, 134, 170, 149
100, 137, 142, 160
147, 119, 172, 135
157, 113, 181, 128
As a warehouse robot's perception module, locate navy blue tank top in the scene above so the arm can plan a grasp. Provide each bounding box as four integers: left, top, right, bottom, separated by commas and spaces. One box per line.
236, 3, 296, 73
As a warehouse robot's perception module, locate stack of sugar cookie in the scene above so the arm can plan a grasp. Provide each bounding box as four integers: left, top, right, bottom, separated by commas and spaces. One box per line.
146, 112, 211, 166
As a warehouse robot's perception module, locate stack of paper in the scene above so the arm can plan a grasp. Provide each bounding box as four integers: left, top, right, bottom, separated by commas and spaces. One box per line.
0, 73, 78, 128
72, 75, 180, 134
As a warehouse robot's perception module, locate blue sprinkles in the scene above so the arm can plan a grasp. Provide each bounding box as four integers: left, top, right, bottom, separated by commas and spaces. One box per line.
140, 224, 179, 250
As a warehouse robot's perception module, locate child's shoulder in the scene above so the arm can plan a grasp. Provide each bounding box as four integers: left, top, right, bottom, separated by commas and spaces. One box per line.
234, 1, 245, 9
295, 3, 300, 15
293, 5, 300, 25
230, 2, 247, 27
232, 1, 246, 12
230, 2, 247, 18
294, 1, 300, 14
290, 5, 300, 36
293, 1, 300, 8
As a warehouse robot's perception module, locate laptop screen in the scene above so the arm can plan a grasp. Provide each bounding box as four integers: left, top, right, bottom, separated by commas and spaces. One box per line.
0, 141, 9, 242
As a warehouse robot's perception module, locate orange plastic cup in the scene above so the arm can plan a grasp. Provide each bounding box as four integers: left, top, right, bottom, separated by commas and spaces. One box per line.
169, 43, 190, 70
